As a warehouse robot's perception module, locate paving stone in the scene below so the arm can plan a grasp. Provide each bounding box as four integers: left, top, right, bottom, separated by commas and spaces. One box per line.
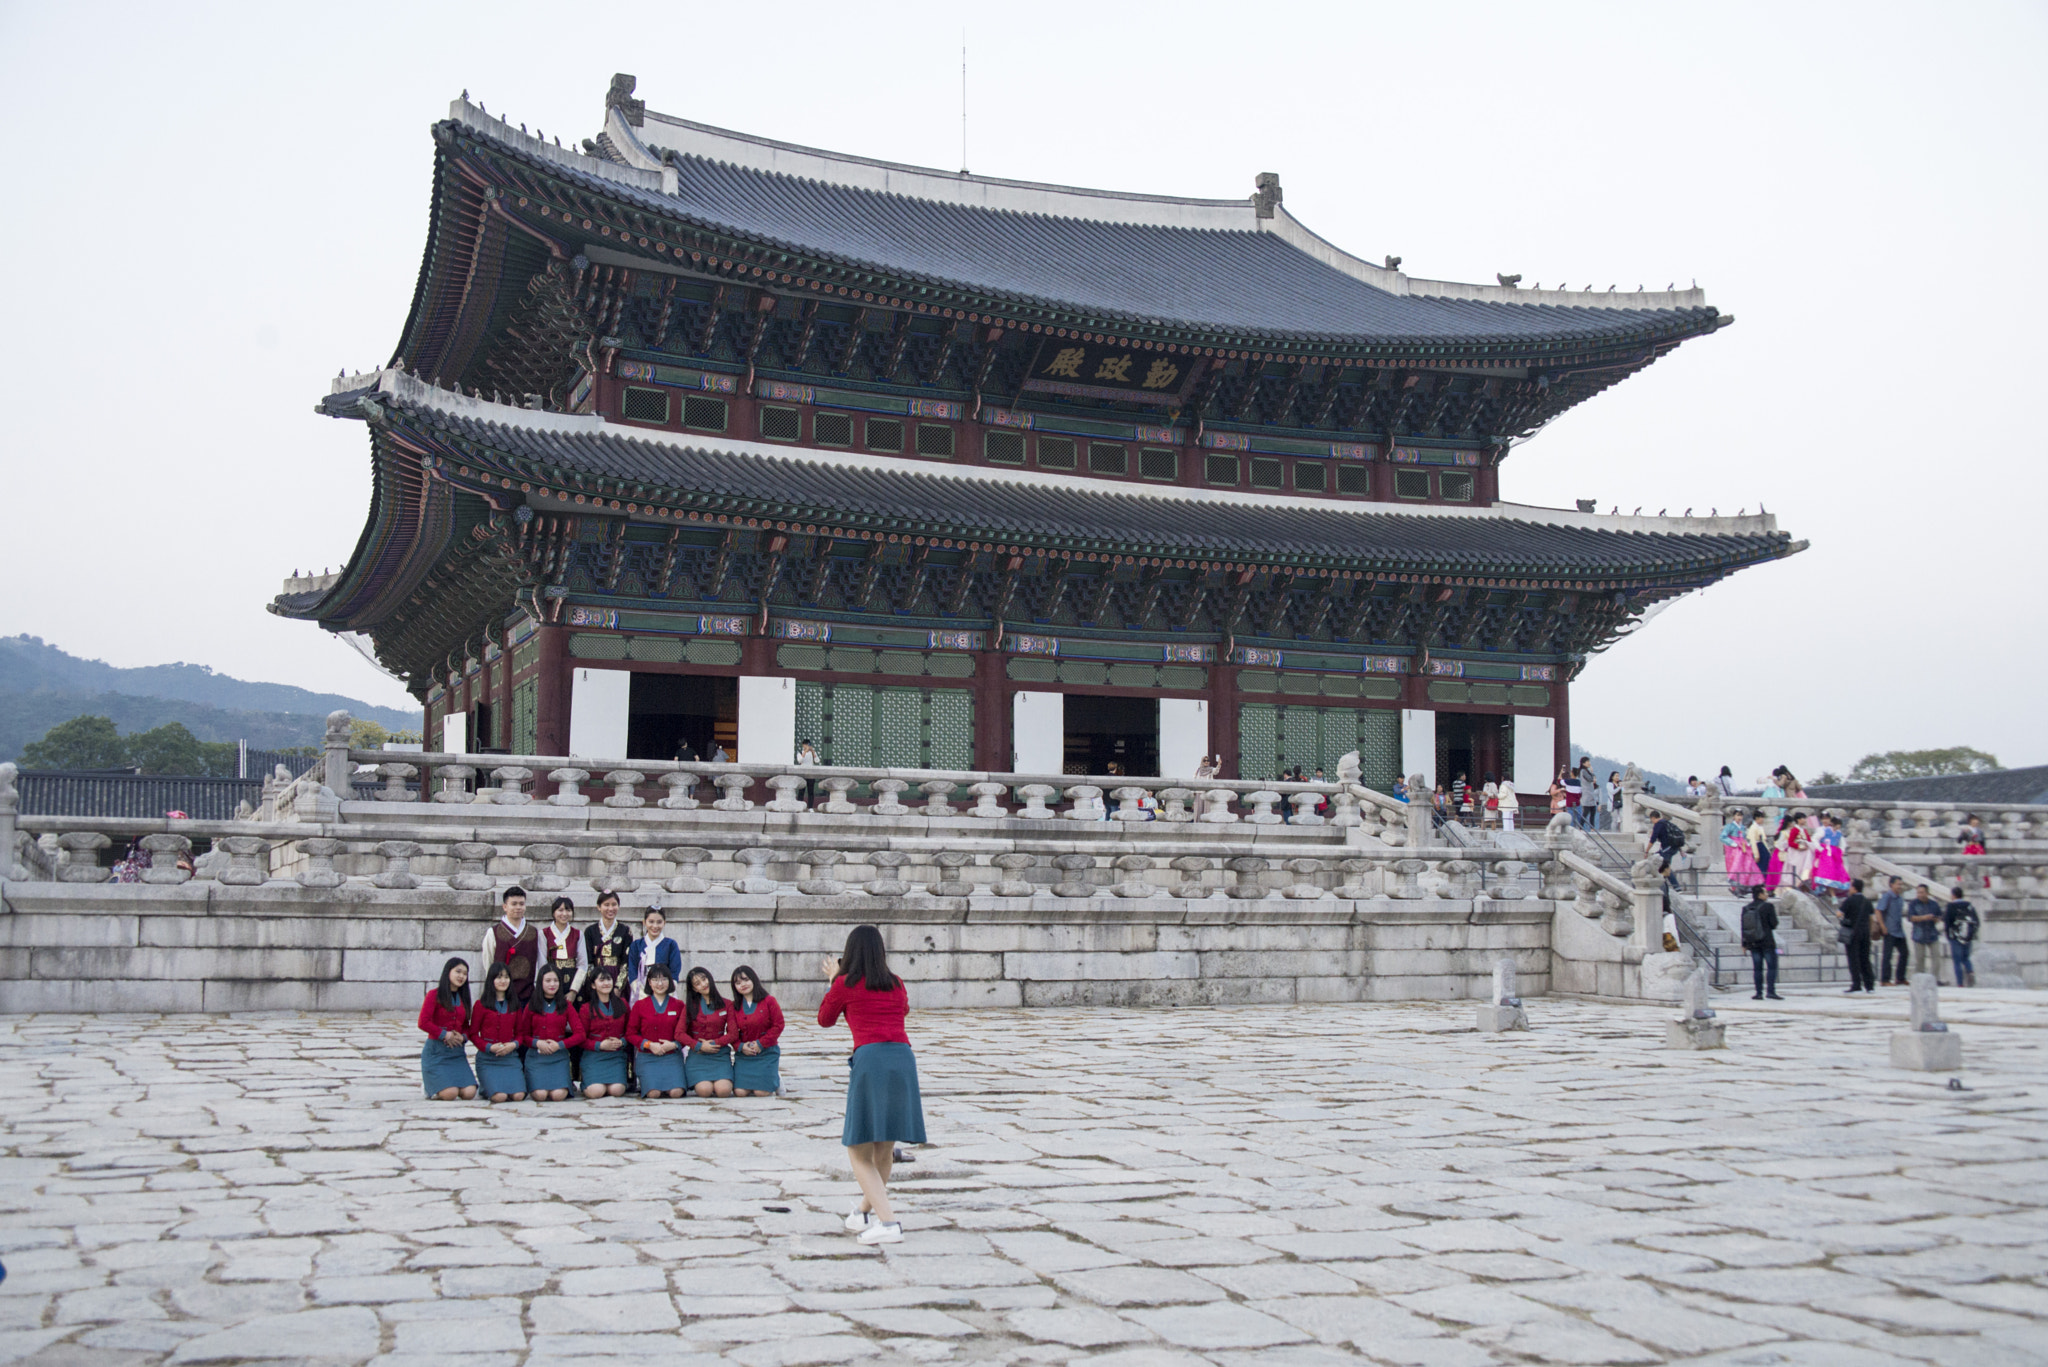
165, 1306, 381, 1362
1051, 1267, 1229, 1306
842, 1307, 979, 1337
1123, 1301, 1313, 1349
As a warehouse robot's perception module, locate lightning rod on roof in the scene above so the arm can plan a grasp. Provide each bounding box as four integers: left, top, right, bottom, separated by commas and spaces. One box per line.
961, 31, 969, 175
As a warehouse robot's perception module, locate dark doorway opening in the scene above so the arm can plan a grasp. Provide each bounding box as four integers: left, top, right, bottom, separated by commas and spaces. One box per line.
470, 703, 498, 754
627, 673, 737, 762
1064, 694, 1159, 777
1434, 712, 1512, 793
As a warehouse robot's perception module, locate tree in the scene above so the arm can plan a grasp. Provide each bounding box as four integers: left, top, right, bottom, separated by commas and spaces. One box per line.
123, 723, 207, 775
1847, 747, 2001, 784
18, 715, 129, 770
350, 718, 390, 750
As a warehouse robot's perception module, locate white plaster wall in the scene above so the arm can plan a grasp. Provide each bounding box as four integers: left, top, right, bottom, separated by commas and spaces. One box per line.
567, 667, 631, 760
737, 675, 796, 767
1159, 698, 1209, 780
1514, 715, 1556, 793
1402, 709, 1436, 788
1013, 691, 1063, 773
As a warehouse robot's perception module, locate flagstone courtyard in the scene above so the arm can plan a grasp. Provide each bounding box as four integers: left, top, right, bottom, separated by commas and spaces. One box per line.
1, 991, 2044, 1367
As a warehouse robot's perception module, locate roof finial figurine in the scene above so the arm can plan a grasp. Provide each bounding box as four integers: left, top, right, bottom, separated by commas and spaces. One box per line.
1253, 172, 1282, 219
1384, 255, 1401, 270
462, 89, 469, 100
1683, 508, 1691, 517
1497, 273, 1521, 288
606, 73, 646, 127
1667, 282, 1674, 291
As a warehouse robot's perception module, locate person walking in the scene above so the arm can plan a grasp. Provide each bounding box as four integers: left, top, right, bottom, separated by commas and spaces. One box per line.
1497, 777, 1517, 831
1943, 886, 1980, 987
1876, 877, 1910, 985
1837, 879, 1876, 994
1740, 885, 1783, 1000
1716, 765, 1738, 798
1906, 883, 1945, 983
818, 925, 928, 1247
1563, 765, 1585, 828
1648, 809, 1686, 892
1576, 758, 1601, 830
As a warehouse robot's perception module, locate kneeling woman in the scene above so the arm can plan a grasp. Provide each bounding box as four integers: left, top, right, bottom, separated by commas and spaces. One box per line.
627, 964, 687, 1098
818, 925, 927, 1245
578, 968, 631, 1097
682, 967, 736, 1099
418, 957, 478, 1101
730, 964, 783, 1096
522, 966, 582, 1103
470, 963, 527, 1103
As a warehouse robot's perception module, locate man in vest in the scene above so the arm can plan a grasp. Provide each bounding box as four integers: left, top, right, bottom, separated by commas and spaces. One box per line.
481, 885, 539, 1008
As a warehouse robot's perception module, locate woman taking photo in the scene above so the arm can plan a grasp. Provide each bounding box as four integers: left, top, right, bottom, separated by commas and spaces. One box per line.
470, 963, 527, 1103
682, 967, 737, 1099
522, 966, 582, 1103
418, 958, 478, 1101
627, 964, 687, 1099
577, 968, 631, 1098
729, 965, 783, 1097
818, 925, 927, 1246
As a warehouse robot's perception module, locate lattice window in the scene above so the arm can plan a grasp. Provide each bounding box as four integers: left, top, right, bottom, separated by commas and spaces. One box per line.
815, 411, 853, 446
511, 678, 537, 758
866, 418, 903, 452
794, 682, 825, 759
877, 689, 922, 768
1250, 457, 1284, 489
1440, 471, 1475, 501
1088, 443, 1127, 475
759, 406, 800, 441
1205, 454, 1239, 485
928, 690, 974, 770
682, 396, 727, 431
1238, 703, 1279, 781
826, 684, 872, 767
1355, 708, 1401, 792
985, 431, 1024, 465
1293, 461, 1327, 492
916, 424, 955, 458
621, 387, 668, 424
1037, 436, 1076, 470
1140, 447, 1177, 481
1395, 469, 1430, 500
1280, 707, 1318, 777
1336, 463, 1371, 496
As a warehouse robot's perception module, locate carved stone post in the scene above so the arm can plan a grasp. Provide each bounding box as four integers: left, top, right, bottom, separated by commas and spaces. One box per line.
491, 767, 533, 805
1328, 787, 1362, 829
968, 782, 1009, 819
1016, 784, 1057, 820
1476, 957, 1528, 1032
764, 775, 808, 813
1282, 858, 1327, 899
547, 768, 591, 806
1226, 855, 1271, 900
1288, 793, 1324, 826
139, 833, 193, 885
1388, 858, 1425, 900
1199, 789, 1239, 823
294, 836, 345, 889
798, 849, 846, 896
659, 773, 700, 809
864, 850, 912, 897
1052, 853, 1098, 898
56, 831, 111, 883
592, 844, 640, 893
370, 839, 420, 890
1540, 856, 1575, 904
449, 841, 496, 891
1666, 968, 1725, 1050
1618, 763, 1645, 837
919, 780, 958, 817
712, 774, 754, 812
520, 842, 571, 892
1406, 773, 1432, 849
602, 771, 646, 809
991, 852, 1037, 897
1335, 856, 1377, 900
732, 847, 777, 895
323, 711, 353, 801
1111, 854, 1156, 898
1443, 859, 1481, 901
433, 764, 476, 803
661, 846, 710, 895
1110, 787, 1150, 822
376, 764, 417, 802
1244, 791, 1283, 825
1495, 859, 1530, 899
1157, 787, 1195, 822
932, 851, 976, 897
1062, 785, 1105, 821
870, 779, 911, 817
817, 777, 860, 814
1170, 855, 1213, 898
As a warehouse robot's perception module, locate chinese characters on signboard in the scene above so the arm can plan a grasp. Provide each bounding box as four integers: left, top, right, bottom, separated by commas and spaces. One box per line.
1026, 341, 1195, 399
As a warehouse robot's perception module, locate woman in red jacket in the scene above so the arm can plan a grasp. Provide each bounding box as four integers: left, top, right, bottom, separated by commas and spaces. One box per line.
578, 968, 631, 1098
626, 964, 687, 1098
818, 925, 927, 1246
729, 964, 783, 1097
418, 957, 478, 1101
682, 966, 737, 1099
521, 965, 583, 1103
470, 963, 527, 1103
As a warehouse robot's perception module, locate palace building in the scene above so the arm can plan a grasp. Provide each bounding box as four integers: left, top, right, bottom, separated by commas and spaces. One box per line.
278, 76, 1800, 791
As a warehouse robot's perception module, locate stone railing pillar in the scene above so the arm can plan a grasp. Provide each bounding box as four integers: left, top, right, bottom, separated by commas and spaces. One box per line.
56, 832, 112, 883
659, 773, 700, 810
1406, 773, 1432, 848
1328, 787, 1362, 829
1063, 785, 1105, 821
1017, 784, 1057, 820
294, 837, 345, 889
990, 852, 1037, 897
491, 767, 533, 805
871, 779, 910, 817
932, 850, 976, 897
450, 841, 496, 891
662, 846, 711, 894
433, 764, 476, 804
0, 763, 18, 880
1198, 788, 1238, 823
520, 842, 571, 892
765, 775, 808, 813
1110, 787, 1150, 821
1388, 857, 1426, 900
1244, 791, 1283, 825
603, 771, 647, 809
712, 774, 755, 812
323, 711, 353, 801
732, 847, 777, 895
1111, 854, 1155, 898
1443, 859, 1481, 901
593, 844, 640, 893
1052, 853, 1097, 898
968, 782, 1009, 819
1157, 787, 1195, 823
817, 777, 860, 814
370, 840, 420, 890
864, 851, 912, 897
376, 763, 417, 802
547, 768, 591, 806
139, 833, 193, 885
1170, 855, 1213, 898
798, 849, 846, 896
1335, 856, 1377, 899
919, 780, 958, 817
1288, 793, 1325, 826
1226, 855, 1271, 900
1282, 858, 1326, 899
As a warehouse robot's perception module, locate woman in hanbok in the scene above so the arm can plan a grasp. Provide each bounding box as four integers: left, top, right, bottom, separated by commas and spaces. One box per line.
1772, 815, 1812, 892
1749, 812, 1779, 891
1721, 809, 1760, 889
538, 897, 581, 998
1811, 814, 1852, 893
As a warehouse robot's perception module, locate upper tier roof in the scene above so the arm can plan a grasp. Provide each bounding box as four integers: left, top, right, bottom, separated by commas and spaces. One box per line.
444, 94, 1723, 350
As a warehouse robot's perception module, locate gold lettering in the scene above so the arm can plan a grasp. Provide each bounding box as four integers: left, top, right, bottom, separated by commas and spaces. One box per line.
1043, 347, 1086, 379
1141, 358, 1181, 390
1094, 354, 1134, 383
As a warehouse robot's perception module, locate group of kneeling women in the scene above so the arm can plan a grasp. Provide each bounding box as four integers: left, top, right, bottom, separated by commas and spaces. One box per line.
416, 958, 785, 1103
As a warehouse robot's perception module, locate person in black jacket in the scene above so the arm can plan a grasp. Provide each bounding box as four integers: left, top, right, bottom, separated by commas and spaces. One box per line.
1838, 879, 1876, 994
1740, 885, 1782, 1000
1944, 887, 1981, 988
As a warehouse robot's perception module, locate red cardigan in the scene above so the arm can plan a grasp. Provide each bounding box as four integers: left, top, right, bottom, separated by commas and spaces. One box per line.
817, 976, 911, 1048
683, 998, 737, 1049
521, 1000, 584, 1049
733, 995, 784, 1049
626, 995, 684, 1050
418, 990, 471, 1044
470, 998, 524, 1047
579, 998, 630, 1044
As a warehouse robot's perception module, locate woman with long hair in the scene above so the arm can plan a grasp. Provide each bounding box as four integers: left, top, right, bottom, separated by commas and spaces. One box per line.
1721, 807, 1761, 891
522, 965, 582, 1103
418, 958, 478, 1101
577, 968, 631, 1098
1811, 813, 1852, 893
470, 963, 527, 1103
818, 925, 927, 1246
729, 965, 784, 1097
682, 967, 736, 1099
627, 964, 687, 1099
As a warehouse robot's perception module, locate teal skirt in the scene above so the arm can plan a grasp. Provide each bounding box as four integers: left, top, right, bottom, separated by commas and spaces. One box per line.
733, 1044, 781, 1093
475, 1049, 525, 1096
635, 1047, 686, 1093
842, 1042, 926, 1146
684, 1046, 734, 1087
420, 1038, 475, 1096
523, 1047, 572, 1092
580, 1045, 629, 1087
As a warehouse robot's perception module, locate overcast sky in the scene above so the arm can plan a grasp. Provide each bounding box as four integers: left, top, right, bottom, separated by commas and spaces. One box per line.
2, 2, 2041, 781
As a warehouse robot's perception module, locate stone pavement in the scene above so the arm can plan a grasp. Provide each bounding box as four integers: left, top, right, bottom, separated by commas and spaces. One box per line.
1, 988, 2045, 1367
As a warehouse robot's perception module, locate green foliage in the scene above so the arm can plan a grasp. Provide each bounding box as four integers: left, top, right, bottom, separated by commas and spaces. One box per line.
1847, 747, 2001, 783
350, 719, 390, 750
18, 715, 128, 770
389, 729, 422, 746
123, 723, 242, 777
1813, 770, 1844, 786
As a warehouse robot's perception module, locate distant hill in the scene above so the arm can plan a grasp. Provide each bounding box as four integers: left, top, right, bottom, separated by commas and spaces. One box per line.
1571, 745, 1683, 796
0, 636, 418, 764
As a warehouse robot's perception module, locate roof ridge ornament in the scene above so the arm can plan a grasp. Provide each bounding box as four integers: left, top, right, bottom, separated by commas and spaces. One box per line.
1254, 172, 1282, 220
607, 72, 645, 128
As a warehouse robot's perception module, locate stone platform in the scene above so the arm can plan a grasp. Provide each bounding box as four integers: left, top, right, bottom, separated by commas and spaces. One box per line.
2, 990, 2044, 1365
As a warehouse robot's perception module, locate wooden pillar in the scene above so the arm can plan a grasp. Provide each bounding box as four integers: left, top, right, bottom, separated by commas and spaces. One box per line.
742, 634, 773, 675
974, 648, 1007, 772
1554, 680, 1572, 777
1209, 663, 1239, 779
535, 624, 570, 757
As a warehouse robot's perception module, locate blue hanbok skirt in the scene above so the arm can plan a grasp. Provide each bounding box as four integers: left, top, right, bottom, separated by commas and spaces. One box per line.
733, 1044, 781, 1093
842, 1042, 926, 1146
420, 1038, 476, 1097
580, 1044, 629, 1088
475, 1049, 526, 1097
684, 1046, 734, 1088
524, 1046, 572, 1092
635, 1047, 686, 1093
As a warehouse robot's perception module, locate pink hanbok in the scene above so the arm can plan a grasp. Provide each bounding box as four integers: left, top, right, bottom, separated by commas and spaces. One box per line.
1721, 821, 1760, 888
1811, 825, 1851, 892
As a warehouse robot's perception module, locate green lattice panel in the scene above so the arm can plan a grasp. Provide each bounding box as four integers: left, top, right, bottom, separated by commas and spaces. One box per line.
1279, 707, 1318, 778
1238, 704, 1278, 781
877, 689, 922, 769
927, 689, 974, 770
794, 682, 826, 759
829, 685, 873, 767
1356, 708, 1401, 793
511, 678, 537, 758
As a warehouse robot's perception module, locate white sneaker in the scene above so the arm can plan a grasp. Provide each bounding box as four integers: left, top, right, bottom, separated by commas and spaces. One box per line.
844, 1200, 871, 1233
857, 1220, 903, 1245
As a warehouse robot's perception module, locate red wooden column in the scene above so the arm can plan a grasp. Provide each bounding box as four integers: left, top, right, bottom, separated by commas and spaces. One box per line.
1553, 681, 1572, 777
535, 624, 571, 757
1208, 663, 1239, 779
974, 648, 1007, 772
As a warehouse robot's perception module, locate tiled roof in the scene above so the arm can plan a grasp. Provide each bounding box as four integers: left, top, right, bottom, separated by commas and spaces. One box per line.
1804, 767, 2048, 807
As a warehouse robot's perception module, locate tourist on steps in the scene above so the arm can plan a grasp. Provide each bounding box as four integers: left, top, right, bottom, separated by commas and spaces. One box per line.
1740, 885, 1783, 1000
1945, 888, 1980, 988
521, 966, 580, 1103
729, 965, 784, 1096
1838, 879, 1877, 994
470, 963, 528, 1103
627, 965, 688, 1098
577, 969, 632, 1097
1876, 877, 1910, 985
1812, 815, 1852, 893
1907, 883, 1945, 982
1722, 808, 1761, 889
682, 967, 737, 1098
418, 957, 479, 1101
820, 925, 927, 1246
